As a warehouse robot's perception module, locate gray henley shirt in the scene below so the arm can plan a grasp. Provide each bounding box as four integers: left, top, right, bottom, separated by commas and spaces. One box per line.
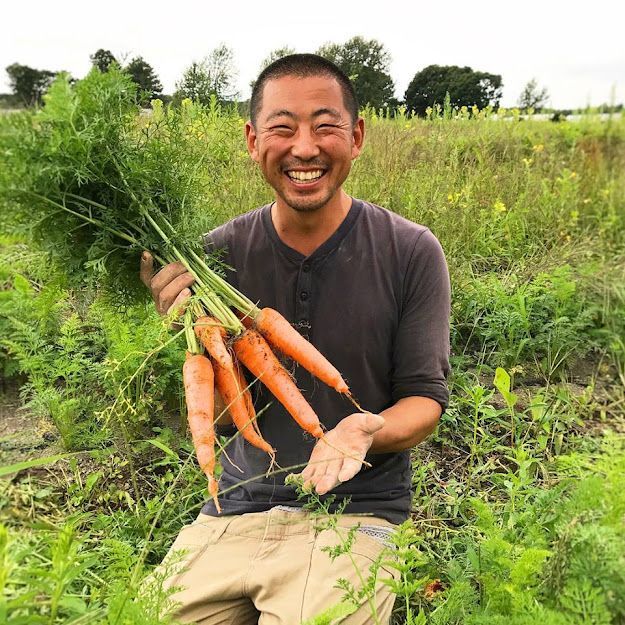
200, 198, 450, 524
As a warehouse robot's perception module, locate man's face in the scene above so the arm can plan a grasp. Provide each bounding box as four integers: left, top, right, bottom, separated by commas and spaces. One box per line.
245, 75, 365, 213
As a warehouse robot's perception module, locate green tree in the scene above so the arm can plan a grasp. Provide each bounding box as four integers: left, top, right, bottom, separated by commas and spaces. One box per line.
5, 63, 57, 107
518, 78, 549, 112
404, 65, 503, 116
125, 56, 163, 104
90, 49, 118, 73
316, 36, 396, 110
175, 44, 238, 105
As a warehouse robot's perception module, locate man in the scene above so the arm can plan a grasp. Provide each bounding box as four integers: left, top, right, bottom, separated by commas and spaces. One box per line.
141, 54, 450, 624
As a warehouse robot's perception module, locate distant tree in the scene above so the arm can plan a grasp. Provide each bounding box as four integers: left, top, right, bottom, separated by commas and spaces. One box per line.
175, 44, 238, 105
518, 78, 549, 112
203, 44, 238, 103
125, 57, 163, 104
316, 36, 396, 110
90, 49, 118, 73
404, 65, 503, 116
5, 63, 57, 106
250, 46, 295, 90
174, 62, 212, 105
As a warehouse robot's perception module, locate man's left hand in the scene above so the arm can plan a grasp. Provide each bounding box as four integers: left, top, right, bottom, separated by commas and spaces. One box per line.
299, 412, 385, 495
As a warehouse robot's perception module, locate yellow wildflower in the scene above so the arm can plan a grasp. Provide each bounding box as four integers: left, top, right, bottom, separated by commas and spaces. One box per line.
493, 199, 507, 213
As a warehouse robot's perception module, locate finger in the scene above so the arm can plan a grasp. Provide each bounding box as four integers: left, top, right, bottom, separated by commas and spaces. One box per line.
301, 457, 328, 490
139, 251, 155, 288
315, 458, 343, 495
150, 262, 188, 295
167, 288, 191, 318
302, 443, 335, 480
301, 457, 324, 485
337, 455, 365, 484
157, 273, 195, 315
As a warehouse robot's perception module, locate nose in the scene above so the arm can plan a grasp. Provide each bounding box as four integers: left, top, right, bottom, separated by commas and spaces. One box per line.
290, 126, 320, 161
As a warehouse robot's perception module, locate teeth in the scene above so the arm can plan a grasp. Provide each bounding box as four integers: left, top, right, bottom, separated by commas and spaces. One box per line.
287, 170, 323, 181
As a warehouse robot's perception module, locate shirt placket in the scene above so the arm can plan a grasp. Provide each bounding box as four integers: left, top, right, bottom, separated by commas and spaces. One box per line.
294, 260, 312, 340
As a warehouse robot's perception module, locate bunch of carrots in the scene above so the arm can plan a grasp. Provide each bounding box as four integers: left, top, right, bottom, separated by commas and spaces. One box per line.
182, 302, 360, 513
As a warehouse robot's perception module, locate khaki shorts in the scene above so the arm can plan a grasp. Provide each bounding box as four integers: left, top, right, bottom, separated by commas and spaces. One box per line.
152, 507, 399, 625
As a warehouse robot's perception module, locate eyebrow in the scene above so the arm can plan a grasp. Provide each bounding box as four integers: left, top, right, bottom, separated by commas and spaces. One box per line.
265, 107, 342, 123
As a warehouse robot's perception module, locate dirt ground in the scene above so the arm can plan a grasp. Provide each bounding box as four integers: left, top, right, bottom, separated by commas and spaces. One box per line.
0, 379, 62, 468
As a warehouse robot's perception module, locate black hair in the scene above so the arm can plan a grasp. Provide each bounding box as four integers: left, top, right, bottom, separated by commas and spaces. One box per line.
250, 53, 359, 126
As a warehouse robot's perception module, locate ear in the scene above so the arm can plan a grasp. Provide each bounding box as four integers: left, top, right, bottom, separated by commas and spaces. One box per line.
351, 117, 365, 160
245, 121, 259, 162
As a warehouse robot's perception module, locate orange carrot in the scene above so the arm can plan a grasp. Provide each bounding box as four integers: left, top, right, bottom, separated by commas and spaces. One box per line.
233, 328, 324, 438
195, 316, 232, 371
253, 307, 349, 394
182, 352, 220, 512
233, 357, 262, 438
213, 357, 275, 457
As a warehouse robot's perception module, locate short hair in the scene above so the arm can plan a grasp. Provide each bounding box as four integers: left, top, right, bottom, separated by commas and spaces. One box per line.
250, 53, 359, 126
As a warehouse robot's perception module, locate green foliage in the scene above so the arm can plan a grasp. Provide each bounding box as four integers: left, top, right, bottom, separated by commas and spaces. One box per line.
452, 266, 602, 374
2, 68, 240, 302
317, 36, 397, 110
90, 49, 118, 73
125, 57, 163, 105
174, 45, 239, 106
1, 70, 624, 625
404, 65, 503, 116
0, 236, 184, 450
5, 63, 59, 107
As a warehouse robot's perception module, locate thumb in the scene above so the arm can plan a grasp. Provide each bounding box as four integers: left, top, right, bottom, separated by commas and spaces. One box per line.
139, 251, 154, 287
362, 412, 385, 434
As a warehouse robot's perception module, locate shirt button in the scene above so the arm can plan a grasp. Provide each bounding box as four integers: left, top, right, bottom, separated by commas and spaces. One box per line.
300, 291, 309, 301
302, 263, 311, 273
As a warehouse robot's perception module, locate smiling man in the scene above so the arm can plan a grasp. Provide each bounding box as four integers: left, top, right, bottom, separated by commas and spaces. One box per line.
142, 54, 450, 625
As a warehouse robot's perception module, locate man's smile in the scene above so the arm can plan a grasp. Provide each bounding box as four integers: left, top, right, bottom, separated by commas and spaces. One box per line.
285, 169, 327, 185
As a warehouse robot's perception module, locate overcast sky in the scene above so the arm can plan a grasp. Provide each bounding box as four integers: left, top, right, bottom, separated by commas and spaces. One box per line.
2, 0, 624, 109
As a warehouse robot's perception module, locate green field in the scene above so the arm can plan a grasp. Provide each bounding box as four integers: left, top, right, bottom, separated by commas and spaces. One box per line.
1, 70, 624, 624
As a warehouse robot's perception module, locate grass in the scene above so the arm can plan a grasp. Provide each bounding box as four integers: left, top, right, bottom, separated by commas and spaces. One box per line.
0, 78, 624, 624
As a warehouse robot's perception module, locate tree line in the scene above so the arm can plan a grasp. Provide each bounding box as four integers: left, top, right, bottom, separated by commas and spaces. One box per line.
3, 37, 561, 115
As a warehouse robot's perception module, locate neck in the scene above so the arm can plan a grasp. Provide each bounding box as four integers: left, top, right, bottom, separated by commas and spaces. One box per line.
271, 190, 352, 257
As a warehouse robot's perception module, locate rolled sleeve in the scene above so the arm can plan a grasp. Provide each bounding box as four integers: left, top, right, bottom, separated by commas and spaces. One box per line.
391, 229, 451, 410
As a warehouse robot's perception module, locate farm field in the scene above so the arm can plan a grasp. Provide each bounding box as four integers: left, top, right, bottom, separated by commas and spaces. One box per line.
1, 70, 624, 624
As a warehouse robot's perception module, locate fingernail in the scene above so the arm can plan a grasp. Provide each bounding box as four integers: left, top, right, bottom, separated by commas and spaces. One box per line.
142, 251, 148, 261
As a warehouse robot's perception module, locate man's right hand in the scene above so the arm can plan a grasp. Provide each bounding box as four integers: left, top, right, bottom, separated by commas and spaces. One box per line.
140, 251, 195, 317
